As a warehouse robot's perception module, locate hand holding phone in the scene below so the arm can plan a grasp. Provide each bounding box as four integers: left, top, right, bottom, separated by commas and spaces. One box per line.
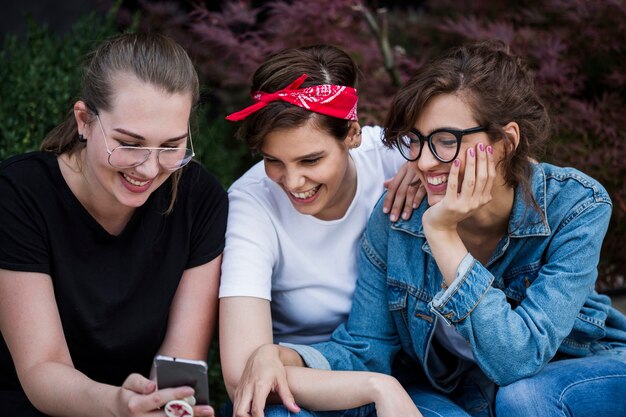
154, 355, 210, 405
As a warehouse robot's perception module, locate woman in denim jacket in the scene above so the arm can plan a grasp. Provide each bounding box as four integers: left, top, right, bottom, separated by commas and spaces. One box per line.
236, 40, 626, 417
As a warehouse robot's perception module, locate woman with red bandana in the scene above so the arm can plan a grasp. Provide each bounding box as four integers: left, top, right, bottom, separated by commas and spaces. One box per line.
219, 45, 433, 417
0, 33, 226, 416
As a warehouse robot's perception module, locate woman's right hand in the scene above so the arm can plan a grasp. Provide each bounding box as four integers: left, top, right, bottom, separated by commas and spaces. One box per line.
422, 143, 495, 234
383, 162, 425, 222
116, 373, 214, 416
233, 344, 300, 417
371, 375, 423, 417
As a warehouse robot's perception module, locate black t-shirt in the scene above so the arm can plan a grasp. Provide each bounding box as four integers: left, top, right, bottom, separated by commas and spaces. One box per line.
0, 152, 227, 395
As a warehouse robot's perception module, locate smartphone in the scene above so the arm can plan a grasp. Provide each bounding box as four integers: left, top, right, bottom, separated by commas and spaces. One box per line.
154, 355, 210, 405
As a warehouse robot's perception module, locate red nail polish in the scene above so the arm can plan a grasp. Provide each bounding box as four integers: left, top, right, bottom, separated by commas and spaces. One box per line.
454, 159, 460, 167
487, 145, 493, 154
478, 143, 484, 151
469, 148, 475, 157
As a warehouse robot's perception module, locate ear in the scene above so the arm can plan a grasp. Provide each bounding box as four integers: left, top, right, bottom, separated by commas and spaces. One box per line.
73, 101, 93, 136
503, 121, 520, 150
344, 122, 362, 149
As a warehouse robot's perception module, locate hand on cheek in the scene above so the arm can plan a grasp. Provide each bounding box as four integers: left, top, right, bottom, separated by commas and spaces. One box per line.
456, 142, 496, 213
423, 143, 495, 232
464, 142, 494, 207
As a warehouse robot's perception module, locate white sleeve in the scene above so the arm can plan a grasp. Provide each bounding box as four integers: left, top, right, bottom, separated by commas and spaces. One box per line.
219, 187, 278, 300
361, 125, 406, 179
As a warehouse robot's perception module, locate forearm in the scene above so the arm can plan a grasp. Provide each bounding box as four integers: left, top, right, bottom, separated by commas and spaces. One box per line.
21, 361, 118, 417
219, 297, 274, 397
285, 367, 398, 411
160, 258, 221, 361
422, 226, 467, 286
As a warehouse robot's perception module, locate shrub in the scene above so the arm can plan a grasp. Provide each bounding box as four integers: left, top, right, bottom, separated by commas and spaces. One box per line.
0, 13, 119, 160
125, 0, 405, 123
412, 0, 626, 291
130, 0, 626, 292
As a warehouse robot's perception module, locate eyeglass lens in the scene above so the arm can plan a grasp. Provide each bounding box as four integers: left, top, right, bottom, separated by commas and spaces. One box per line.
109, 147, 193, 170
398, 131, 459, 162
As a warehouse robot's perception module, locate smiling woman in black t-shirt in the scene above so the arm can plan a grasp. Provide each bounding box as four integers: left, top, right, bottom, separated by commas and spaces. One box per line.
0, 33, 227, 416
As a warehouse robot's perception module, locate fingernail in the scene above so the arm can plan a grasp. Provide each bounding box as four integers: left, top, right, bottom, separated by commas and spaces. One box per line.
402, 211, 408, 220
382, 206, 389, 213
478, 143, 484, 152
487, 145, 493, 154
413, 203, 418, 209
469, 148, 475, 157
390, 214, 397, 222
454, 159, 460, 167
292, 403, 301, 411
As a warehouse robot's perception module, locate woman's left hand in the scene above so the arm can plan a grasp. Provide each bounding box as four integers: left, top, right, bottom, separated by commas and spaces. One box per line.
423, 143, 496, 232
383, 162, 426, 222
233, 344, 300, 417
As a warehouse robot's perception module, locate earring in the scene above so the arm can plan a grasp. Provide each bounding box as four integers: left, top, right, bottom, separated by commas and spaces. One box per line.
351, 141, 361, 149
78, 134, 87, 143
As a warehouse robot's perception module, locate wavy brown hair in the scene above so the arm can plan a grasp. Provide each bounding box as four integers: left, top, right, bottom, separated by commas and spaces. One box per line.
384, 40, 550, 216
41, 32, 199, 213
234, 44, 358, 152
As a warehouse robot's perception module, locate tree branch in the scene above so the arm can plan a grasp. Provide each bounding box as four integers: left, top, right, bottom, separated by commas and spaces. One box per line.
354, 3, 402, 87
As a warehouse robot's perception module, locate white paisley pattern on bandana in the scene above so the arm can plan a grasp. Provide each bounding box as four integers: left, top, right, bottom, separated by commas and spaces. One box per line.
226, 74, 358, 121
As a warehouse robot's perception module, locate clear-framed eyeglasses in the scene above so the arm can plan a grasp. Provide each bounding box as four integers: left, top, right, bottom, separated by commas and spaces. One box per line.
395, 126, 487, 163
95, 114, 195, 172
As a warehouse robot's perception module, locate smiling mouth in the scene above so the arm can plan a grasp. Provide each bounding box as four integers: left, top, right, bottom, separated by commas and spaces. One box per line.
122, 173, 150, 187
290, 185, 321, 200
426, 175, 448, 186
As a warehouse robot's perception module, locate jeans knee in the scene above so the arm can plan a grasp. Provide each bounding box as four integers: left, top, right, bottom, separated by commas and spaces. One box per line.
496, 378, 548, 416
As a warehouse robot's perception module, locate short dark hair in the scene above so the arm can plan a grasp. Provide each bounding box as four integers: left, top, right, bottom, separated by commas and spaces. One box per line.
236, 44, 359, 152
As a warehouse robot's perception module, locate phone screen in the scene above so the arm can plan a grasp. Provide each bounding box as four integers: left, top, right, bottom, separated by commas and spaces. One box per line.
154, 355, 210, 405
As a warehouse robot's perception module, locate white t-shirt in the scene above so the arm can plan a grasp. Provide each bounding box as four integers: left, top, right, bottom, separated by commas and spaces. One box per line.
219, 126, 405, 344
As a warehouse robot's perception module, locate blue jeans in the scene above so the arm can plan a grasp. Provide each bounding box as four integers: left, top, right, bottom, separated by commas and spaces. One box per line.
496, 354, 626, 416
219, 386, 472, 417
219, 353, 626, 417
405, 384, 473, 417
219, 402, 373, 417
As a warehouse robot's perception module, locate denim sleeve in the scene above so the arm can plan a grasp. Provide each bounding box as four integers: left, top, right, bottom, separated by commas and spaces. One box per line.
430, 252, 481, 323
433, 201, 612, 386
279, 342, 331, 370
298, 200, 402, 374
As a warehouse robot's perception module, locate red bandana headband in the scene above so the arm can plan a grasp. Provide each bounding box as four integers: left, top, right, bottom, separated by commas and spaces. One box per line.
226, 74, 358, 121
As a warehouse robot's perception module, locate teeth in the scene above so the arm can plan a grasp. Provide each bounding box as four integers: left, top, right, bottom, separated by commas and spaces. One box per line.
291, 185, 320, 199
427, 175, 448, 186
122, 173, 149, 186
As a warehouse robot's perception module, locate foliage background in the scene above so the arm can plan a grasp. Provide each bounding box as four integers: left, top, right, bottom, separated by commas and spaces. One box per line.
1, 0, 624, 409
125, 0, 626, 291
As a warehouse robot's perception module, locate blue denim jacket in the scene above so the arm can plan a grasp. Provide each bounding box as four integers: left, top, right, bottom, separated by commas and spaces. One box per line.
287, 162, 626, 399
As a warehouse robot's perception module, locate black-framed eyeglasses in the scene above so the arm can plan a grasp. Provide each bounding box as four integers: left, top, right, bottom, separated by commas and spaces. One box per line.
394, 126, 487, 163
95, 114, 195, 172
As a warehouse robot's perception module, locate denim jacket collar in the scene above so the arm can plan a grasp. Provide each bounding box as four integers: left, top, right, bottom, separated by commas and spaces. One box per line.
392, 163, 551, 239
